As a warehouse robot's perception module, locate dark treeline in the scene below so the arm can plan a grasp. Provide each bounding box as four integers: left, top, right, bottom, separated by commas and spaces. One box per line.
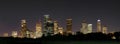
0, 32, 120, 44
41, 32, 120, 41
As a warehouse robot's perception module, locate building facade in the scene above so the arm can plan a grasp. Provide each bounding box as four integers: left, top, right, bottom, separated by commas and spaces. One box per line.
54, 20, 59, 35
20, 19, 30, 38
102, 26, 107, 34
80, 18, 88, 34
66, 18, 72, 34
35, 21, 42, 38
97, 19, 102, 32
87, 24, 92, 33
11, 31, 18, 37
43, 15, 54, 36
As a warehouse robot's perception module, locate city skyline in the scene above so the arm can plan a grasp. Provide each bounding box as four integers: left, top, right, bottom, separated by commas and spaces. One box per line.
0, 15, 116, 37
0, 0, 120, 36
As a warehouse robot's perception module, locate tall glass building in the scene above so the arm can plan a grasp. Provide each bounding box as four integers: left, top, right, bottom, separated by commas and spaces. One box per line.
43, 15, 54, 36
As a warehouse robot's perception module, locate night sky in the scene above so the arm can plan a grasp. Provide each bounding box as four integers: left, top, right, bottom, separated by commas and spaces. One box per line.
0, 0, 120, 36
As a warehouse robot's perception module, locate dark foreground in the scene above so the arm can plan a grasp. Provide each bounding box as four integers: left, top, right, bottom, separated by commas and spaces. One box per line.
1, 32, 120, 44
0, 40, 120, 44
42, 41, 120, 44
0, 37, 120, 44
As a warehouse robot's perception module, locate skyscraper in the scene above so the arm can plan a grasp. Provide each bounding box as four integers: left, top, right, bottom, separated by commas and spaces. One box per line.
102, 26, 107, 34
47, 18, 54, 36
97, 19, 102, 32
43, 15, 50, 36
54, 20, 59, 35
66, 18, 72, 34
43, 15, 54, 36
80, 17, 88, 34
20, 19, 30, 38
35, 21, 42, 38
58, 27, 64, 35
87, 24, 92, 33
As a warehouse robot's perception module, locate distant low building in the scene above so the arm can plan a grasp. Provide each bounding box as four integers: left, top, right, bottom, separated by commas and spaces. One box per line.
11, 31, 18, 37
102, 26, 108, 34
58, 27, 63, 35
3, 33, 8, 37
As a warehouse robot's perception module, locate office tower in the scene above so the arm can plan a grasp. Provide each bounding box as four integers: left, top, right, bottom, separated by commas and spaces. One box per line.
43, 15, 50, 36
102, 26, 107, 34
20, 19, 30, 38
35, 21, 42, 38
66, 18, 72, 34
80, 17, 88, 34
54, 20, 59, 35
3, 33, 8, 37
47, 18, 54, 36
30, 31, 36, 38
97, 19, 102, 32
43, 15, 54, 36
87, 24, 92, 33
12, 31, 18, 37
58, 27, 63, 35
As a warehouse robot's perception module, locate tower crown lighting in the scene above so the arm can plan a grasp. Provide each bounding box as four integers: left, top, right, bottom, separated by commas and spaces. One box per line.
97, 19, 101, 22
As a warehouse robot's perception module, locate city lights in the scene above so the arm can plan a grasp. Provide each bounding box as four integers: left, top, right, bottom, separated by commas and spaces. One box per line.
1, 15, 120, 40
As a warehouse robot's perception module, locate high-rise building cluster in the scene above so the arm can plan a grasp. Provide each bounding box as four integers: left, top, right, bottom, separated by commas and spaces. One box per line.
80, 18, 108, 34
3, 15, 108, 38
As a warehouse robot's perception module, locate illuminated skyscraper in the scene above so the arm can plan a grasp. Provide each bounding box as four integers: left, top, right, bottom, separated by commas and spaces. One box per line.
80, 17, 88, 34
58, 27, 63, 35
54, 20, 59, 35
43, 15, 54, 36
47, 18, 54, 36
87, 24, 92, 33
66, 18, 72, 34
97, 19, 102, 32
35, 21, 42, 38
43, 15, 49, 36
102, 26, 107, 34
11, 31, 18, 37
20, 19, 30, 38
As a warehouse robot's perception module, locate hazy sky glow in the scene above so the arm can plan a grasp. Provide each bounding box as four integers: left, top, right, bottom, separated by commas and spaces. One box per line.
0, 0, 120, 36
